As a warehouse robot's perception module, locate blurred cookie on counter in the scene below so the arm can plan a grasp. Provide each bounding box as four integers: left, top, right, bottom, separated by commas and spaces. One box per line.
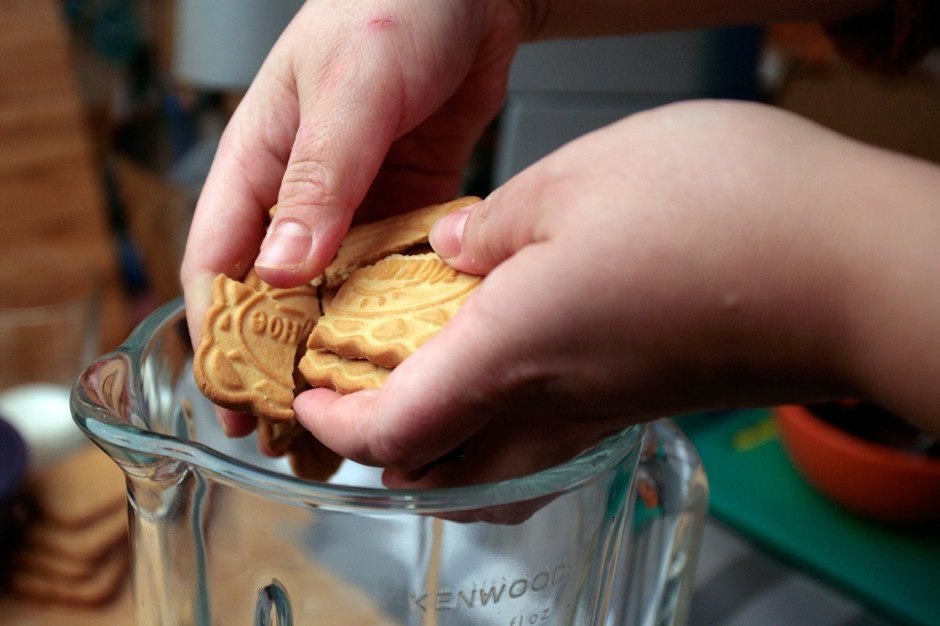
3, 444, 129, 606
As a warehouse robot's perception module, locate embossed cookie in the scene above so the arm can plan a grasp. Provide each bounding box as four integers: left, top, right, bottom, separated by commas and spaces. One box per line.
194, 274, 318, 421
310, 253, 480, 369
299, 348, 391, 394
243, 267, 321, 316
321, 196, 479, 289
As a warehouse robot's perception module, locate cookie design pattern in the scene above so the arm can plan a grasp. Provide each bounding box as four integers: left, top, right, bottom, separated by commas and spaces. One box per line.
243, 267, 321, 315
322, 196, 479, 288
194, 275, 316, 421
299, 348, 391, 394
311, 253, 480, 368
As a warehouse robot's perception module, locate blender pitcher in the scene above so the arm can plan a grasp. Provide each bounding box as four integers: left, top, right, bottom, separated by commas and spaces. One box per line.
72, 300, 707, 626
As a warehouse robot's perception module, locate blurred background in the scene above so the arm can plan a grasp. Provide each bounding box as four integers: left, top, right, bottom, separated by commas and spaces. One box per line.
0, 1, 938, 624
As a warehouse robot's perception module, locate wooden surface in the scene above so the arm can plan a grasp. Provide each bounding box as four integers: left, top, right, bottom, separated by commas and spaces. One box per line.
0, 0, 129, 350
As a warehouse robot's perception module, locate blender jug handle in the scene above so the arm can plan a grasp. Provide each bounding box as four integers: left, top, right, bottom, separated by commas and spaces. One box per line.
613, 419, 708, 626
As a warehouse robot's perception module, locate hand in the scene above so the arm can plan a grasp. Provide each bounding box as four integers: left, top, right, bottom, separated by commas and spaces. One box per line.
179, 0, 524, 434
295, 99, 934, 487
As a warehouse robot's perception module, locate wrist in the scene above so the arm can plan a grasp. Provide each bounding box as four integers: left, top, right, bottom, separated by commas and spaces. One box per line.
832, 149, 940, 434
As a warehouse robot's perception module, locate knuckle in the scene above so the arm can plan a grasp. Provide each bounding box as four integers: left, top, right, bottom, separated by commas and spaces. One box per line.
279, 157, 346, 210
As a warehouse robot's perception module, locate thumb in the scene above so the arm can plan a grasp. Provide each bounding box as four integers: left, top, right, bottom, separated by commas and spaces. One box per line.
428, 182, 545, 276
294, 273, 541, 472
251, 4, 424, 287
251, 1, 497, 288
297, 195, 562, 472
253, 86, 400, 287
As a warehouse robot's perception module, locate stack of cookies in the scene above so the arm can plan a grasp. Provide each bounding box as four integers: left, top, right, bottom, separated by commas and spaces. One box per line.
9, 445, 128, 606
194, 197, 481, 480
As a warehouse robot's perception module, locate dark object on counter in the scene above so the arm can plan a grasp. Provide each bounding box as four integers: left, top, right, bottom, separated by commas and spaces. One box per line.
776, 402, 940, 523
0, 416, 28, 575
807, 401, 939, 456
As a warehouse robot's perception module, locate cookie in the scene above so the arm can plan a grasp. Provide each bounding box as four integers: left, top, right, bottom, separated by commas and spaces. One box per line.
9, 444, 130, 607
310, 253, 480, 369
22, 504, 127, 563
321, 196, 479, 289
243, 268, 321, 316
10, 544, 128, 606
298, 348, 391, 394
14, 542, 125, 582
194, 198, 480, 483
27, 445, 125, 528
194, 274, 318, 421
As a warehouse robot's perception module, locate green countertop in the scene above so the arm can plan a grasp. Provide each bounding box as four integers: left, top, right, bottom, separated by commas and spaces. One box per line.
676, 409, 939, 626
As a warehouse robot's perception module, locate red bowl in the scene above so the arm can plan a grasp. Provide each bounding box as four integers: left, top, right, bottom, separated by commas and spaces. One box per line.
776, 404, 940, 523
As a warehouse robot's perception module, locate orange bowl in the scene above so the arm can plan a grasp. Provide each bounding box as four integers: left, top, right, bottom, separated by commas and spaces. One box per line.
776, 404, 940, 523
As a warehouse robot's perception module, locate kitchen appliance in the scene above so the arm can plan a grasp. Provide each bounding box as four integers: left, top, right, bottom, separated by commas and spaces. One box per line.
72, 299, 707, 625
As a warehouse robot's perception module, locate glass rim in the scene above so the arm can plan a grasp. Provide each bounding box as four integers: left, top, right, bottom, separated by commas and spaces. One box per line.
72, 299, 643, 512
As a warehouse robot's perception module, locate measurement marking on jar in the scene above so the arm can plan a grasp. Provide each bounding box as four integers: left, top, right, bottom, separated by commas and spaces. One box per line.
509, 608, 552, 624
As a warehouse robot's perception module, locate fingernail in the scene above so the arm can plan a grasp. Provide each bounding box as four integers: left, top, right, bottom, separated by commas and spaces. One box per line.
256, 219, 312, 270
429, 210, 469, 260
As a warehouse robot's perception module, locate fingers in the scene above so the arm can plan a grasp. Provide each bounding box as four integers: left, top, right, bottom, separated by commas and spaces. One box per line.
380, 419, 607, 525
252, 44, 401, 285
293, 307, 498, 471
296, 162, 565, 471
180, 0, 518, 442
429, 176, 549, 275
294, 239, 580, 473
180, 87, 293, 349
182, 2, 454, 360
215, 407, 257, 438
381, 415, 607, 490
253, 1, 491, 287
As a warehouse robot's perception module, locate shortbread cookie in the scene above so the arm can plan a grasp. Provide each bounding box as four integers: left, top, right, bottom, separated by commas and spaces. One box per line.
15, 542, 125, 582
299, 348, 391, 394
10, 545, 128, 606
310, 253, 480, 369
194, 274, 318, 421
287, 430, 345, 482
243, 268, 321, 316
22, 504, 127, 563
28, 445, 125, 528
321, 196, 479, 289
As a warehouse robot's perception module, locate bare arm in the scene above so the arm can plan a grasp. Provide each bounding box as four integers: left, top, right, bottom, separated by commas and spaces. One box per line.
833, 145, 940, 437
297, 101, 940, 488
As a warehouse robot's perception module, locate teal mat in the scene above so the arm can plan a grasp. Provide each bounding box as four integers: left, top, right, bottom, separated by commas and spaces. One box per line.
676, 410, 940, 626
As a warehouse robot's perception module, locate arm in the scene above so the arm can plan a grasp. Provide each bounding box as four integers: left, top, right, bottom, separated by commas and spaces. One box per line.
828, 142, 940, 437
181, 0, 918, 439
297, 100, 940, 487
